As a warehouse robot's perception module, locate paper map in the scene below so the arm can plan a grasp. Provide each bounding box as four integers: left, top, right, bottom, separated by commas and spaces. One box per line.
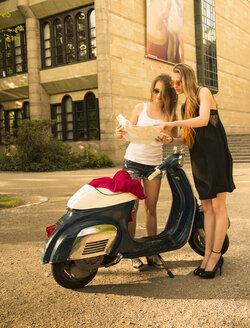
116, 114, 166, 145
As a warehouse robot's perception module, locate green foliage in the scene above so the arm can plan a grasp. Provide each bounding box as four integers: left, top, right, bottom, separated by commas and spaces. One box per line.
0, 120, 114, 172
0, 13, 11, 19
0, 12, 24, 44
1, 131, 14, 154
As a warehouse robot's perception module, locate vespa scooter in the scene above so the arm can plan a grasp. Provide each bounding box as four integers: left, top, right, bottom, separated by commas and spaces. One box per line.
41, 150, 229, 289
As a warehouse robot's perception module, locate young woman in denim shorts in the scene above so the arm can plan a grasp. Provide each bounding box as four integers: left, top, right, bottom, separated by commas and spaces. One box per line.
116, 74, 178, 271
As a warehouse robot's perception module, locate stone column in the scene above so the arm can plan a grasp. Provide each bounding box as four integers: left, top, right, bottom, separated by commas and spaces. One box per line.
95, 0, 120, 161
17, 0, 50, 120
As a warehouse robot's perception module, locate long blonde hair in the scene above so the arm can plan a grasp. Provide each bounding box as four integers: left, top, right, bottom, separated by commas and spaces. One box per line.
150, 74, 178, 136
173, 64, 199, 148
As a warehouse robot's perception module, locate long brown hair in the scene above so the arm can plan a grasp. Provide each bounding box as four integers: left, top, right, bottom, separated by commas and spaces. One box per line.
173, 64, 199, 148
150, 74, 178, 136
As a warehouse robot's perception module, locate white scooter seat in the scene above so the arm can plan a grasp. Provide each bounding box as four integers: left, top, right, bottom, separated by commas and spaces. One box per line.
67, 184, 137, 210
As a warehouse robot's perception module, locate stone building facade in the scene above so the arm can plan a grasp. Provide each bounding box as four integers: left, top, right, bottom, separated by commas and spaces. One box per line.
0, 0, 249, 164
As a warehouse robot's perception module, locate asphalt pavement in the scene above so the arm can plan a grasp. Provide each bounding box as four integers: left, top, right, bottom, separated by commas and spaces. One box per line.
0, 161, 249, 328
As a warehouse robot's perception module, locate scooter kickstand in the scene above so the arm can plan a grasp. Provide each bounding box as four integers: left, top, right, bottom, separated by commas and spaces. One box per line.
156, 254, 174, 278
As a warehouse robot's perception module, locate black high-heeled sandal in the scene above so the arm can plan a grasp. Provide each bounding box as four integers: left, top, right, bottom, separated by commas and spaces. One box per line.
193, 266, 205, 276
200, 251, 224, 279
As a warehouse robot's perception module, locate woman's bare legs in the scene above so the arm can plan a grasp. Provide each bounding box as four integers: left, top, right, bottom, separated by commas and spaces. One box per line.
128, 178, 162, 269
143, 178, 162, 236
200, 199, 215, 269
143, 178, 163, 268
205, 192, 228, 271
128, 180, 143, 271
128, 198, 139, 238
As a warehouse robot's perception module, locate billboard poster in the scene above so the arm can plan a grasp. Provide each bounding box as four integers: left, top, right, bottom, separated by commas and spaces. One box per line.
146, 0, 184, 64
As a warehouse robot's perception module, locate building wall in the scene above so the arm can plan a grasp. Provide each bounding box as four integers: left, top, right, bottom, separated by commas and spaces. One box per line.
107, 0, 250, 163
215, 0, 250, 131
0, 0, 250, 164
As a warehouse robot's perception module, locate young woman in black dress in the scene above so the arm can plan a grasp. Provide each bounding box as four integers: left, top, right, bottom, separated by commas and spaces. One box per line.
156, 63, 235, 278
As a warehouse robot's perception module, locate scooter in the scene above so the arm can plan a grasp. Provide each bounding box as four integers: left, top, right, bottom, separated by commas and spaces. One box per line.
41, 150, 229, 289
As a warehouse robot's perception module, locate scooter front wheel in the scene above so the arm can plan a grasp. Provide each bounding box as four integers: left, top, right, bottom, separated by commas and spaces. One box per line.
51, 260, 98, 289
188, 229, 229, 256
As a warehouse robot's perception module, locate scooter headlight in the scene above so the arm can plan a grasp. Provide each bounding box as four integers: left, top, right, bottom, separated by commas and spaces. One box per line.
178, 154, 185, 167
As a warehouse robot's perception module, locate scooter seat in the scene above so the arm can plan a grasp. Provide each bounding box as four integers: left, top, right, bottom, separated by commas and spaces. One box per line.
67, 184, 137, 210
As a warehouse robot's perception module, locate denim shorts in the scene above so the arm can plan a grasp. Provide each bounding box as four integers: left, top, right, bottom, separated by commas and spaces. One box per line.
122, 159, 162, 180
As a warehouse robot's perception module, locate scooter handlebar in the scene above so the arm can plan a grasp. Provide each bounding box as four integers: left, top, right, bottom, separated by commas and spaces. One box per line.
148, 152, 185, 181
148, 169, 161, 181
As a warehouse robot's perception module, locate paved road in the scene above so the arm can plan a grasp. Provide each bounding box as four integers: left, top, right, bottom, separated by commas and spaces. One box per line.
0, 162, 249, 327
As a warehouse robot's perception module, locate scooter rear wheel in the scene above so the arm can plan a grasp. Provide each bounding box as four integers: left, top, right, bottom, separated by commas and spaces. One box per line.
52, 261, 98, 289
188, 229, 229, 256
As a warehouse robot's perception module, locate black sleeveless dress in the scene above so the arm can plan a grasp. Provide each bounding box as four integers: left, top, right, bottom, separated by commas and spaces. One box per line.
182, 104, 235, 200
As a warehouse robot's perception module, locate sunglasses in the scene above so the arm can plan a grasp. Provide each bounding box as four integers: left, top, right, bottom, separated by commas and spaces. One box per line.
170, 80, 182, 87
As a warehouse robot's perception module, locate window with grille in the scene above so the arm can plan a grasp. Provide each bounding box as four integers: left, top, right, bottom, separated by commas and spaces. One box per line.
0, 25, 27, 78
40, 5, 96, 69
0, 101, 30, 143
194, 0, 218, 93
0, 102, 30, 143
51, 92, 100, 141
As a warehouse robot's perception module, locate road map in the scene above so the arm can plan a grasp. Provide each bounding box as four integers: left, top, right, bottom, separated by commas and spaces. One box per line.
116, 114, 166, 145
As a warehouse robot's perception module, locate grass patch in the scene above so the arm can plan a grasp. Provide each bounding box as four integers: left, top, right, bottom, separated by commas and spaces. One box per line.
0, 195, 25, 209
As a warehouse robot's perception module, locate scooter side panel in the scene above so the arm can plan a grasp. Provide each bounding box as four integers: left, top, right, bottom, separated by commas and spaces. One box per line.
68, 224, 118, 260
41, 201, 135, 263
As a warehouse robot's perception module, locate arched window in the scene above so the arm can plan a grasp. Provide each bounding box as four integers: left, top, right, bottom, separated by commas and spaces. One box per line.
14, 32, 22, 73
40, 4, 95, 68
63, 96, 74, 140
89, 10, 96, 59
0, 24, 27, 77
84, 92, 100, 140
76, 12, 87, 60
2, 109, 22, 137
43, 22, 52, 67
53, 19, 63, 65
51, 92, 100, 141
22, 102, 30, 119
0, 103, 30, 142
15, 109, 23, 134
65, 16, 75, 63
51, 103, 63, 140
74, 99, 85, 140
51, 96, 73, 141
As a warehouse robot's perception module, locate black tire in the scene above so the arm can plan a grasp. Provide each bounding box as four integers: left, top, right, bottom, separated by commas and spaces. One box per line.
188, 229, 229, 256
52, 261, 98, 289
